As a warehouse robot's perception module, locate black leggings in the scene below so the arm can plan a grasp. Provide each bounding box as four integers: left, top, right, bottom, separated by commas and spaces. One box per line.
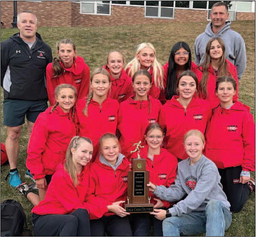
219, 166, 250, 213
32, 208, 90, 236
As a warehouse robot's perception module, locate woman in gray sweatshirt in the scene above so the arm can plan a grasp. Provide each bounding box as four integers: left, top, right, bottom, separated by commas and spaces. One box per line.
148, 129, 232, 236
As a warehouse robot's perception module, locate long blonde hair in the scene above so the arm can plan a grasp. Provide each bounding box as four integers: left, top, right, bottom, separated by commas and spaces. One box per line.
65, 136, 93, 186
125, 42, 164, 89
83, 67, 110, 116
199, 37, 231, 98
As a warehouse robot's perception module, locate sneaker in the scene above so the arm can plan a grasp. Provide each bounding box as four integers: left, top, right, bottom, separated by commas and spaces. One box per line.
25, 170, 35, 182
16, 183, 30, 196
5, 170, 22, 187
247, 178, 255, 193
28, 182, 38, 190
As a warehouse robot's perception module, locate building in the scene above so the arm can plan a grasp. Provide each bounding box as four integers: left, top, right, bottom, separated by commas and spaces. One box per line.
0, 1, 255, 28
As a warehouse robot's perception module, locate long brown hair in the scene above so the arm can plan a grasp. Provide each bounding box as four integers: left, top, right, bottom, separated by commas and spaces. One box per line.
199, 37, 231, 98
65, 136, 93, 186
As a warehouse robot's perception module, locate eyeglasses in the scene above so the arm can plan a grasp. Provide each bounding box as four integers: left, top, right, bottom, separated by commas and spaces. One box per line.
175, 51, 189, 56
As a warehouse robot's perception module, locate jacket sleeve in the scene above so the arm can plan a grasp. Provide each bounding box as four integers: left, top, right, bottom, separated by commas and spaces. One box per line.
26, 113, 49, 179
77, 63, 90, 100
241, 111, 255, 171
194, 36, 201, 65
234, 35, 246, 80
45, 64, 56, 106
1, 40, 10, 87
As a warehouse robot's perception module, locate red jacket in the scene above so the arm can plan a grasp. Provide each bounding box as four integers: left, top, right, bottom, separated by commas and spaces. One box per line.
26, 106, 77, 179
46, 56, 90, 105
89, 154, 130, 216
198, 60, 239, 108
131, 146, 177, 208
76, 97, 119, 155
205, 101, 255, 171
159, 96, 211, 159
126, 65, 162, 99
118, 96, 162, 158
103, 65, 133, 102
160, 62, 202, 104
32, 164, 108, 219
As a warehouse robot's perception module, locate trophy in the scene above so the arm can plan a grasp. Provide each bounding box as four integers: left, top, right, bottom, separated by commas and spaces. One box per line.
125, 141, 154, 213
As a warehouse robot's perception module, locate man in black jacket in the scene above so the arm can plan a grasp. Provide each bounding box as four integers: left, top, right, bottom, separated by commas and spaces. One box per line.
1, 11, 52, 187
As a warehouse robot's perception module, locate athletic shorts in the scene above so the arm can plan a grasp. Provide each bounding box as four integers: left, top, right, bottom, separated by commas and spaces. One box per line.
3, 99, 48, 127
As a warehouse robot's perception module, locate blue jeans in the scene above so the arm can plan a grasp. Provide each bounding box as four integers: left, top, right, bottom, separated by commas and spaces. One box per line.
163, 200, 232, 236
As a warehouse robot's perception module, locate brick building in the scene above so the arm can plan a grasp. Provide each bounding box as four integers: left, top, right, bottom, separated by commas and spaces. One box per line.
0, 1, 255, 28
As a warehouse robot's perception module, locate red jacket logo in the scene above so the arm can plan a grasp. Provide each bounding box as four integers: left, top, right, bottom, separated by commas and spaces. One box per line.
122, 176, 128, 182
75, 79, 82, 84
227, 125, 238, 131
185, 176, 197, 190
108, 115, 116, 121
193, 114, 203, 120
37, 51, 46, 59
159, 174, 167, 179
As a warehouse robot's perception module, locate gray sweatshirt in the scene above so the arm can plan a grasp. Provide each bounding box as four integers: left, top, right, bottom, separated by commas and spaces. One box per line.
154, 155, 230, 217
194, 21, 246, 79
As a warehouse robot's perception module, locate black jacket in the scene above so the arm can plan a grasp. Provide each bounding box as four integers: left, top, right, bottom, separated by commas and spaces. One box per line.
1, 32, 52, 100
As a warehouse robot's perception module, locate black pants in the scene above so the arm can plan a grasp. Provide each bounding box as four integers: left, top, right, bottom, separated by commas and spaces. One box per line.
90, 215, 132, 236
32, 208, 91, 236
219, 166, 250, 213
130, 213, 163, 236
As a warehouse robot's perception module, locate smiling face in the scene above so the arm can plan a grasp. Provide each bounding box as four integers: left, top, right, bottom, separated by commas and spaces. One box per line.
107, 51, 124, 76
209, 39, 223, 60
58, 43, 76, 68
177, 75, 197, 101
55, 87, 76, 112
133, 74, 152, 100
91, 73, 111, 99
17, 12, 37, 42
137, 47, 155, 69
184, 135, 204, 162
101, 137, 120, 165
145, 128, 164, 152
72, 140, 93, 168
210, 5, 229, 30
216, 81, 236, 106
174, 47, 189, 66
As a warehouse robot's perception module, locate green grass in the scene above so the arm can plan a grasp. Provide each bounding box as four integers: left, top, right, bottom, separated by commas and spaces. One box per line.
0, 20, 255, 236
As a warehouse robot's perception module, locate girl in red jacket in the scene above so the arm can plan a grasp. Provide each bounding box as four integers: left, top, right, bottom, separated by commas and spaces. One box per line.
199, 37, 238, 108
103, 50, 133, 102
130, 123, 178, 236
26, 84, 77, 202
125, 42, 164, 99
205, 76, 255, 213
89, 133, 132, 236
118, 69, 162, 158
162, 41, 202, 103
46, 39, 90, 105
76, 68, 119, 158
159, 70, 211, 160
32, 136, 106, 236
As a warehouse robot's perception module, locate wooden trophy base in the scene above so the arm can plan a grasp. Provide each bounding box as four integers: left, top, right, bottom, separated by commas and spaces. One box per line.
125, 203, 154, 213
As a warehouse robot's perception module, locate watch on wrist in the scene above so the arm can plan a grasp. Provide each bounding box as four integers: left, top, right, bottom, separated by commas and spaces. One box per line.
166, 209, 172, 218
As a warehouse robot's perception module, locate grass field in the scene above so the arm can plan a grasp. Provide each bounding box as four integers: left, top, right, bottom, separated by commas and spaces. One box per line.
0, 20, 255, 236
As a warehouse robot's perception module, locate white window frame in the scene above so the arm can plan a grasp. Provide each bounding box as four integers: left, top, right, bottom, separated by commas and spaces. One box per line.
145, 2, 174, 19
80, 1, 111, 15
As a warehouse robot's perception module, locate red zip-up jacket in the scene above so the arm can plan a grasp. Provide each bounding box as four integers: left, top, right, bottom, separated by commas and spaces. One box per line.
160, 62, 202, 104
26, 106, 77, 179
125, 65, 162, 99
118, 96, 162, 158
159, 96, 211, 160
103, 65, 133, 103
88, 154, 130, 216
198, 60, 238, 108
32, 164, 108, 219
46, 56, 90, 105
205, 101, 255, 171
131, 146, 177, 208
76, 97, 119, 155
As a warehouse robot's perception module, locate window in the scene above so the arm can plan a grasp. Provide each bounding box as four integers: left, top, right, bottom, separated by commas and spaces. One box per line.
80, 1, 111, 15
175, 1, 189, 8
130, 1, 144, 6
193, 1, 207, 9
112, 1, 126, 4
145, 1, 174, 18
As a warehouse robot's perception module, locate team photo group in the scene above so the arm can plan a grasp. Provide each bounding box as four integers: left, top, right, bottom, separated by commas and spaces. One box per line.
1, 1, 255, 237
